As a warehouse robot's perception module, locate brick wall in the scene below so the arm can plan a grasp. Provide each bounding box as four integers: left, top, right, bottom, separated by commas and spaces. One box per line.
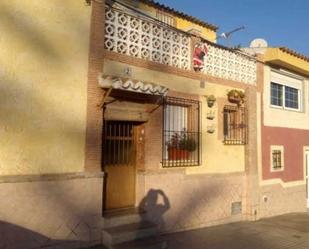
85, 0, 106, 171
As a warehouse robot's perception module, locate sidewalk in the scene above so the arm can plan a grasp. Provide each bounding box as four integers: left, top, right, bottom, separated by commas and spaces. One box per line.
91, 212, 309, 249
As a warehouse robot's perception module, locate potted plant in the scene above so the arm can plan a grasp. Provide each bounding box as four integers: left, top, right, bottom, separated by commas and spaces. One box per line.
227, 89, 245, 106
167, 132, 197, 160
206, 94, 216, 108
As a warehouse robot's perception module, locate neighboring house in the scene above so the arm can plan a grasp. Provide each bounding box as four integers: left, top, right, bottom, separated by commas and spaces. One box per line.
259, 47, 309, 217
244, 43, 309, 218
2, 0, 308, 249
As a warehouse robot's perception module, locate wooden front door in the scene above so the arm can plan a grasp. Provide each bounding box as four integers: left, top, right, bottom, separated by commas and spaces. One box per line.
103, 121, 136, 210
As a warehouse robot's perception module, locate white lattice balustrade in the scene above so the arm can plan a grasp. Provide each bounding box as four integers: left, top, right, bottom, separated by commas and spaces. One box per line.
105, 7, 191, 70
203, 44, 257, 84
104, 7, 257, 85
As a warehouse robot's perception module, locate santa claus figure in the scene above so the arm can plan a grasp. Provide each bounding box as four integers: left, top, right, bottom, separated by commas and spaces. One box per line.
193, 43, 208, 72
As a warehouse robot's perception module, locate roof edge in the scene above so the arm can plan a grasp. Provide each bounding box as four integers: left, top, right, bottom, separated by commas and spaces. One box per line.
139, 0, 218, 31
279, 47, 309, 63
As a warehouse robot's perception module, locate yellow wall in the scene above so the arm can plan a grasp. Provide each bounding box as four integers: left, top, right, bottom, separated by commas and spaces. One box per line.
103, 59, 245, 174
264, 48, 309, 77
139, 3, 217, 42
0, 1, 90, 175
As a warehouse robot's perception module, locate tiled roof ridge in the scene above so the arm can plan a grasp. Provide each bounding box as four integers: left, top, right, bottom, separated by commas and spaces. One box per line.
279, 47, 309, 63
139, 0, 218, 31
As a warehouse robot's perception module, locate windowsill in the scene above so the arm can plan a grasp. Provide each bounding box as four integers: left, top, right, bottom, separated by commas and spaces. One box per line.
223, 141, 246, 145
271, 168, 284, 172
162, 159, 200, 168
270, 105, 301, 113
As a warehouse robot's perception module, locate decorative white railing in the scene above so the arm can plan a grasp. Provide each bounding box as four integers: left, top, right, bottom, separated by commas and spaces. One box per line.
104, 7, 257, 85
105, 7, 191, 70
203, 44, 257, 84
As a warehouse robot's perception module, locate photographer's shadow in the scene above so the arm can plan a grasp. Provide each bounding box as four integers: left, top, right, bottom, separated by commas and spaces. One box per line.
139, 189, 170, 230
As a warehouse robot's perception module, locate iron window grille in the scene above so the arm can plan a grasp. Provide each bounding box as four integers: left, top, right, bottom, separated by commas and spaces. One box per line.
103, 121, 134, 166
162, 96, 201, 167
223, 105, 247, 145
272, 150, 282, 170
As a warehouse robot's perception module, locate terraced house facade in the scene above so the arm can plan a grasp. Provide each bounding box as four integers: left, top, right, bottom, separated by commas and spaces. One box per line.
97, 0, 260, 232
0, 0, 308, 248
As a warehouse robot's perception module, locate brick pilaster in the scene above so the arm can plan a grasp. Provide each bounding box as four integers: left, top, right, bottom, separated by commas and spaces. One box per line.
243, 62, 264, 220
84, 0, 106, 171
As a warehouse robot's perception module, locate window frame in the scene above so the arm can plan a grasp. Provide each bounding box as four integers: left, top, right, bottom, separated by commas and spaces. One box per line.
223, 105, 247, 145
162, 96, 201, 168
270, 81, 301, 112
270, 145, 284, 172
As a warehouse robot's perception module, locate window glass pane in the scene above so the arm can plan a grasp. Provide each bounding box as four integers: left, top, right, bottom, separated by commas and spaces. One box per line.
285, 86, 299, 109
271, 82, 283, 106
164, 105, 188, 132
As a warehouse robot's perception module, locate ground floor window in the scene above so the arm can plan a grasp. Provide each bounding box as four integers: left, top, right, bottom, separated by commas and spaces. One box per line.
162, 96, 200, 167
223, 105, 247, 145
271, 145, 284, 171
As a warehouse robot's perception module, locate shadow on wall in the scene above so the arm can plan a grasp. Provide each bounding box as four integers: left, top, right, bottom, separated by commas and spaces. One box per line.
0, 220, 97, 249
139, 189, 170, 230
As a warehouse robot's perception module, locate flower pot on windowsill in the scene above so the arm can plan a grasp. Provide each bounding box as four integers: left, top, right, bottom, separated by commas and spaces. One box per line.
227, 89, 245, 106
168, 148, 190, 160
228, 95, 243, 104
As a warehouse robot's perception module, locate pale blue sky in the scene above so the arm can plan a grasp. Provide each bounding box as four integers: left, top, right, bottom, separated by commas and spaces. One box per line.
158, 0, 309, 56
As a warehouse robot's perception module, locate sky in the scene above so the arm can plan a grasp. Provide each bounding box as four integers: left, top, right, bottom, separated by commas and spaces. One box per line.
158, 0, 309, 56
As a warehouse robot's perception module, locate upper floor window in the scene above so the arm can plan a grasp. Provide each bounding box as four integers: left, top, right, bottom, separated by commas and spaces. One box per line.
156, 10, 176, 26
270, 82, 301, 111
163, 97, 200, 167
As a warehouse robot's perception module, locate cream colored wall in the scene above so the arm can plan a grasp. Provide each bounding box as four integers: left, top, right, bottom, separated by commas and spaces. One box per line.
263, 66, 309, 129
0, 1, 90, 175
103, 59, 245, 174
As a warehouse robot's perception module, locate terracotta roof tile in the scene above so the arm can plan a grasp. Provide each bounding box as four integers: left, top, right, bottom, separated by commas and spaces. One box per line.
279, 47, 309, 63
139, 0, 218, 31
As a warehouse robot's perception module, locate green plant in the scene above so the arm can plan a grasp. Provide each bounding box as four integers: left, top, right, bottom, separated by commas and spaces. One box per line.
167, 131, 197, 152
227, 89, 245, 99
227, 89, 245, 105
179, 136, 197, 152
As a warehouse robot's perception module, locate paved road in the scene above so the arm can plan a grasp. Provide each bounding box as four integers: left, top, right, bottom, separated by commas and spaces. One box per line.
91, 212, 309, 249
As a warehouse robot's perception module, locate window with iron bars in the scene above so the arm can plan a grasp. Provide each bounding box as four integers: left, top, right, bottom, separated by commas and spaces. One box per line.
270, 146, 284, 171
163, 96, 201, 167
223, 105, 247, 145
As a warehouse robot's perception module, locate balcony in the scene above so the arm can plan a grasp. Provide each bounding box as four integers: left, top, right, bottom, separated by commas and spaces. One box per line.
104, 6, 257, 85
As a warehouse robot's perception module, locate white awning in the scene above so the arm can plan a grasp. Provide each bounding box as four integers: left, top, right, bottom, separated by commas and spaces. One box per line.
98, 75, 168, 96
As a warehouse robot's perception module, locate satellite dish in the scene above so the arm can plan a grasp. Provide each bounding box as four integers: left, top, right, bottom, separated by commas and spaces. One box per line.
250, 38, 268, 48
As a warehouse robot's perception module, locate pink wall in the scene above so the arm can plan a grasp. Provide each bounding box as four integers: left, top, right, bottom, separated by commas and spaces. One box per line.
262, 126, 309, 182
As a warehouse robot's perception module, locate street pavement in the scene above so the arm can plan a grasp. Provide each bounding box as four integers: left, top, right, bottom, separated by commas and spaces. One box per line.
89, 212, 309, 249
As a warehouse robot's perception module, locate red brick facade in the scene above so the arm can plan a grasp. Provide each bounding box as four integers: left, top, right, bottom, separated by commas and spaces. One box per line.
85, 1, 106, 171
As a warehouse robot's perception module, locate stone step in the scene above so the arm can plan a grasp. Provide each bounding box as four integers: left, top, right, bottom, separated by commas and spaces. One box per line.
103, 208, 146, 228
102, 221, 157, 249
